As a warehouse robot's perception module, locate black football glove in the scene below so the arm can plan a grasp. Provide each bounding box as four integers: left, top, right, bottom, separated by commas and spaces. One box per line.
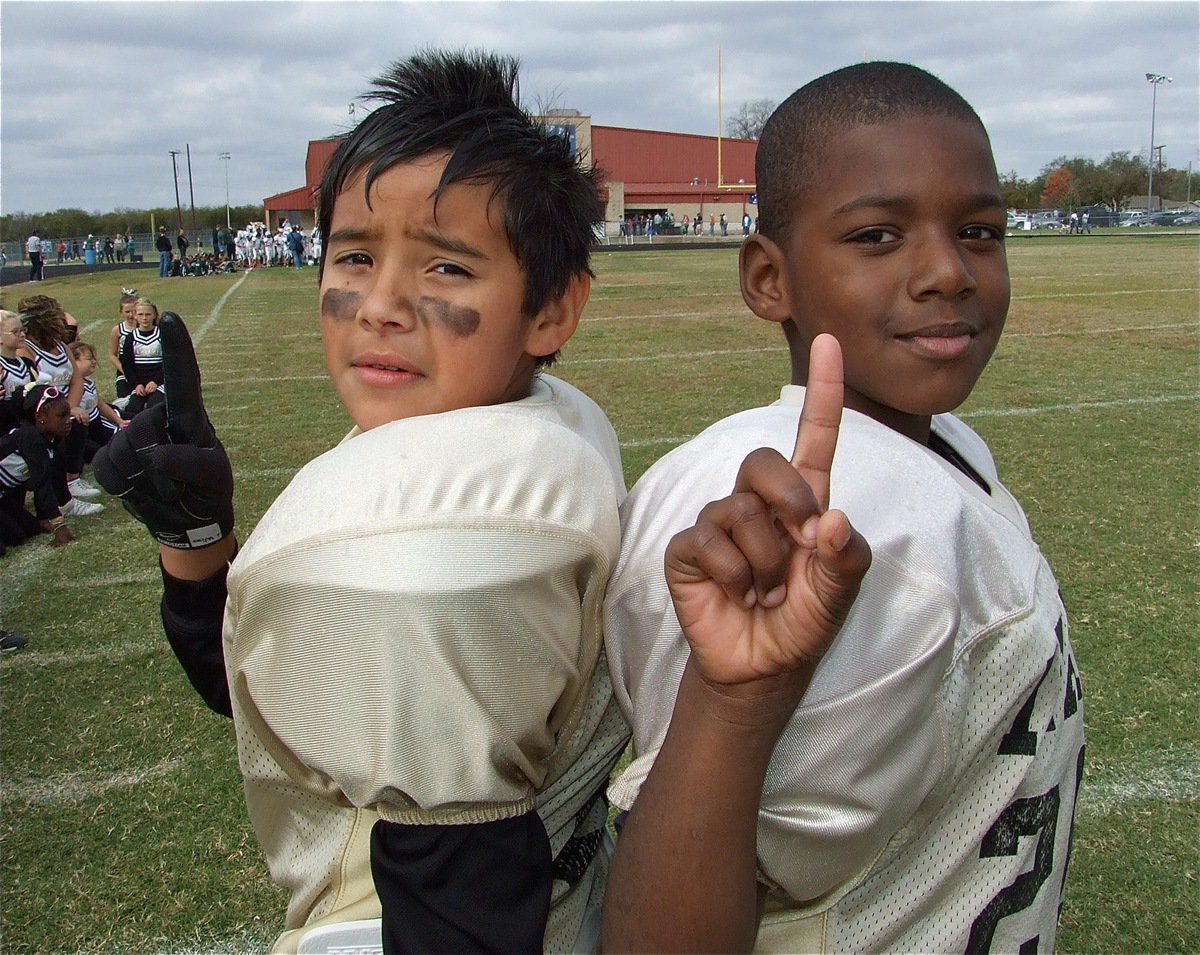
94, 312, 234, 549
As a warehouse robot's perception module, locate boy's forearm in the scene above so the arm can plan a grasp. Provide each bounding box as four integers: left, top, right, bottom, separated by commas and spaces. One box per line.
603, 660, 806, 953
160, 534, 237, 581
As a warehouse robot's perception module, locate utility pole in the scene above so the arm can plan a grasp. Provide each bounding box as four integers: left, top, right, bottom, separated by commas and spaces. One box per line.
220, 152, 232, 228
169, 150, 183, 230
186, 143, 197, 230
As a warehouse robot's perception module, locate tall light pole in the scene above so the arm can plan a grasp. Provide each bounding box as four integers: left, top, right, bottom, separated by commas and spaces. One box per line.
169, 149, 184, 230
219, 152, 231, 228
1146, 73, 1171, 213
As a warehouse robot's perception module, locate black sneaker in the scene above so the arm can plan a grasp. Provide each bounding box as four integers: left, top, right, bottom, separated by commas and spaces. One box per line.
1, 630, 29, 652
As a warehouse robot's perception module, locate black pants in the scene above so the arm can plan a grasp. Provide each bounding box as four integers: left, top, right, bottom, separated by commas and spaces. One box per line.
123, 389, 166, 419
1, 487, 41, 546
29, 252, 43, 281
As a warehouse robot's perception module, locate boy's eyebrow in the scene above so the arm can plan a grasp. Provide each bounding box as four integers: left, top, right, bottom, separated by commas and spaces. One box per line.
326, 225, 488, 260
833, 192, 1007, 216
408, 225, 488, 260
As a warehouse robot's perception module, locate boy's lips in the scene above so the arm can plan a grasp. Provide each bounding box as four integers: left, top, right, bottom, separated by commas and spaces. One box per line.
351, 352, 423, 385
895, 322, 980, 360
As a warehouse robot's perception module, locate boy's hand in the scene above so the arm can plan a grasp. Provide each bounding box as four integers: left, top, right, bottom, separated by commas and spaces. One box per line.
664, 334, 871, 691
93, 312, 234, 549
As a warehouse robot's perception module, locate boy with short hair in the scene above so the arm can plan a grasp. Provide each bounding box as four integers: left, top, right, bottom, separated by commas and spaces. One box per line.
602, 62, 1084, 953
96, 49, 628, 953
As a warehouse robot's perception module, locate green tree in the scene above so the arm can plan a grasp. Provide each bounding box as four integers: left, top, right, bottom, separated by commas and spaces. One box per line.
1091, 152, 1148, 210
999, 170, 1038, 210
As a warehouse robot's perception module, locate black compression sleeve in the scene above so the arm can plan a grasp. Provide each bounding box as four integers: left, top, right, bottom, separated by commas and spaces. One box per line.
371, 813, 553, 954
159, 557, 233, 717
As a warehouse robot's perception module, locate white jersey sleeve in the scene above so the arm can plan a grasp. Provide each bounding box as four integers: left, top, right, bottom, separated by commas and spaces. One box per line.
605, 389, 1084, 954
224, 375, 629, 946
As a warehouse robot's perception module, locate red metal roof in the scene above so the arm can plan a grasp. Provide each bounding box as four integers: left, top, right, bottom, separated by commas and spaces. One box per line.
273, 125, 756, 210
591, 125, 756, 189
263, 185, 318, 211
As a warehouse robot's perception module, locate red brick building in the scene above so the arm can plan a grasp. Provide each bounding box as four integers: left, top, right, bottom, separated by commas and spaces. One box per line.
263, 112, 758, 237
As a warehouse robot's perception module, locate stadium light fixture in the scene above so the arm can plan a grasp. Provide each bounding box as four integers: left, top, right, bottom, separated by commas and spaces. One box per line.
219, 152, 232, 229
1145, 73, 1171, 213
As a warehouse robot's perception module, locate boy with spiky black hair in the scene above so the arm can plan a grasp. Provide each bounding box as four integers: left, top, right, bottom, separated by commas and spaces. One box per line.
603, 62, 1084, 953
96, 49, 627, 953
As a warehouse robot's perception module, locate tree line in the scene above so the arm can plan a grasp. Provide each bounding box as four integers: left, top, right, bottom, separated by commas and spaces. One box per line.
0, 203, 268, 244
728, 101, 1196, 213
1004, 152, 1196, 211
4, 148, 1197, 244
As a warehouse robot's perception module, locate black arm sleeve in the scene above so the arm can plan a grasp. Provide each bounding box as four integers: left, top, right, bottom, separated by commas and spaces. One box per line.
159, 557, 234, 717
370, 812, 553, 955
13, 427, 62, 521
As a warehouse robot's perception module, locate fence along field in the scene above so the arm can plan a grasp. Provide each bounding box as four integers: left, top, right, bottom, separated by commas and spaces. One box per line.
1, 235, 1197, 953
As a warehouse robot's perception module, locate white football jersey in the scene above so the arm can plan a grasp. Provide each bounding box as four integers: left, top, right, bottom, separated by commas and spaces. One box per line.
606, 388, 1084, 954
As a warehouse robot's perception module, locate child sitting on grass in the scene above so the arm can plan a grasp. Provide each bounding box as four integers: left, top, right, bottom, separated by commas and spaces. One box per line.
119, 297, 165, 419
602, 62, 1085, 954
106, 288, 139, 401
1, 310, 37, 432
1, 384, 78, 550
68, 340, 126, 461
97, 48, 628, 954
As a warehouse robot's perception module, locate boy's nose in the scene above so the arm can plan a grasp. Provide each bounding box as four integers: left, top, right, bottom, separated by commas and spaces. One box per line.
356, 276, 419, 332
907, 236, 977, 301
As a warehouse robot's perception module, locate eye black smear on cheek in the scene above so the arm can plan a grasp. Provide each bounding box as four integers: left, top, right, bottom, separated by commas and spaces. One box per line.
321, 288, 359, 320
417, 296, 481, 338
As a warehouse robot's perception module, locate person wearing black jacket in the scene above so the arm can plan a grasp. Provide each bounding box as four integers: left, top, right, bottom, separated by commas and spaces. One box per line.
0, 385, 76, 550
155, 227, 173, 278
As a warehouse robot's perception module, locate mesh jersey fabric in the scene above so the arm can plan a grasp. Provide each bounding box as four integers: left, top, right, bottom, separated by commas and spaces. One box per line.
604, 386, 1084, 954
223, 375, 630, 952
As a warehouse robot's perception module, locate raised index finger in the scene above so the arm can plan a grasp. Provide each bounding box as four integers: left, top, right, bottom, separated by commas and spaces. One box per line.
790, 333, 844, 511
160, 312, 214, 447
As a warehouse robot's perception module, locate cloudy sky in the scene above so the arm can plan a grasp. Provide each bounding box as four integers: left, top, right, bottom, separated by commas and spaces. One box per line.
2, 0, 1197, 215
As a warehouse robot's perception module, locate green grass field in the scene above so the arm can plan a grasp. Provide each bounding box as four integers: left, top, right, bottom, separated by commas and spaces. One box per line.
2, 235, 1197, 953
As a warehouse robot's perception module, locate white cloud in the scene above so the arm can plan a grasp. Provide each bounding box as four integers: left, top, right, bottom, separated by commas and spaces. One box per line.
1, 0, 1196, 214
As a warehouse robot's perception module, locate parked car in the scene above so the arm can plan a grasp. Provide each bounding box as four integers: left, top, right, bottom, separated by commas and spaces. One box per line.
1119, 212, 1148, 227
1171, 212, 1200, 225
1147, 211, 1183, 226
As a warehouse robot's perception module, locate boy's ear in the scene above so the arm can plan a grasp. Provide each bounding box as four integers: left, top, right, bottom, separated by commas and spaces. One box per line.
739, 234, 793, 324
525, 273, 590, 358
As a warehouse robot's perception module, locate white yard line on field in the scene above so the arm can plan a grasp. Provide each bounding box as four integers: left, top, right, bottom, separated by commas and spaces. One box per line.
1005, 321, 1197, 338
1011, 286, 1198, 300
192, 269, 251, 344
961, 393, 1196, 419
9, 759, 184, 806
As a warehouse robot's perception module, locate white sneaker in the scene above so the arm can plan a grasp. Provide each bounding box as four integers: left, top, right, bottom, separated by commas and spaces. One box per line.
61, 497, 104, 517
68, 477, 101, 499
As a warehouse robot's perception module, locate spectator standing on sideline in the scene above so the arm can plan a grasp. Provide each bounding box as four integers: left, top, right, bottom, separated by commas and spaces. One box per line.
26, 229, 44, 281
156, 227, 173, 278
286, 225, 305, 268
176, 229, 190, 271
